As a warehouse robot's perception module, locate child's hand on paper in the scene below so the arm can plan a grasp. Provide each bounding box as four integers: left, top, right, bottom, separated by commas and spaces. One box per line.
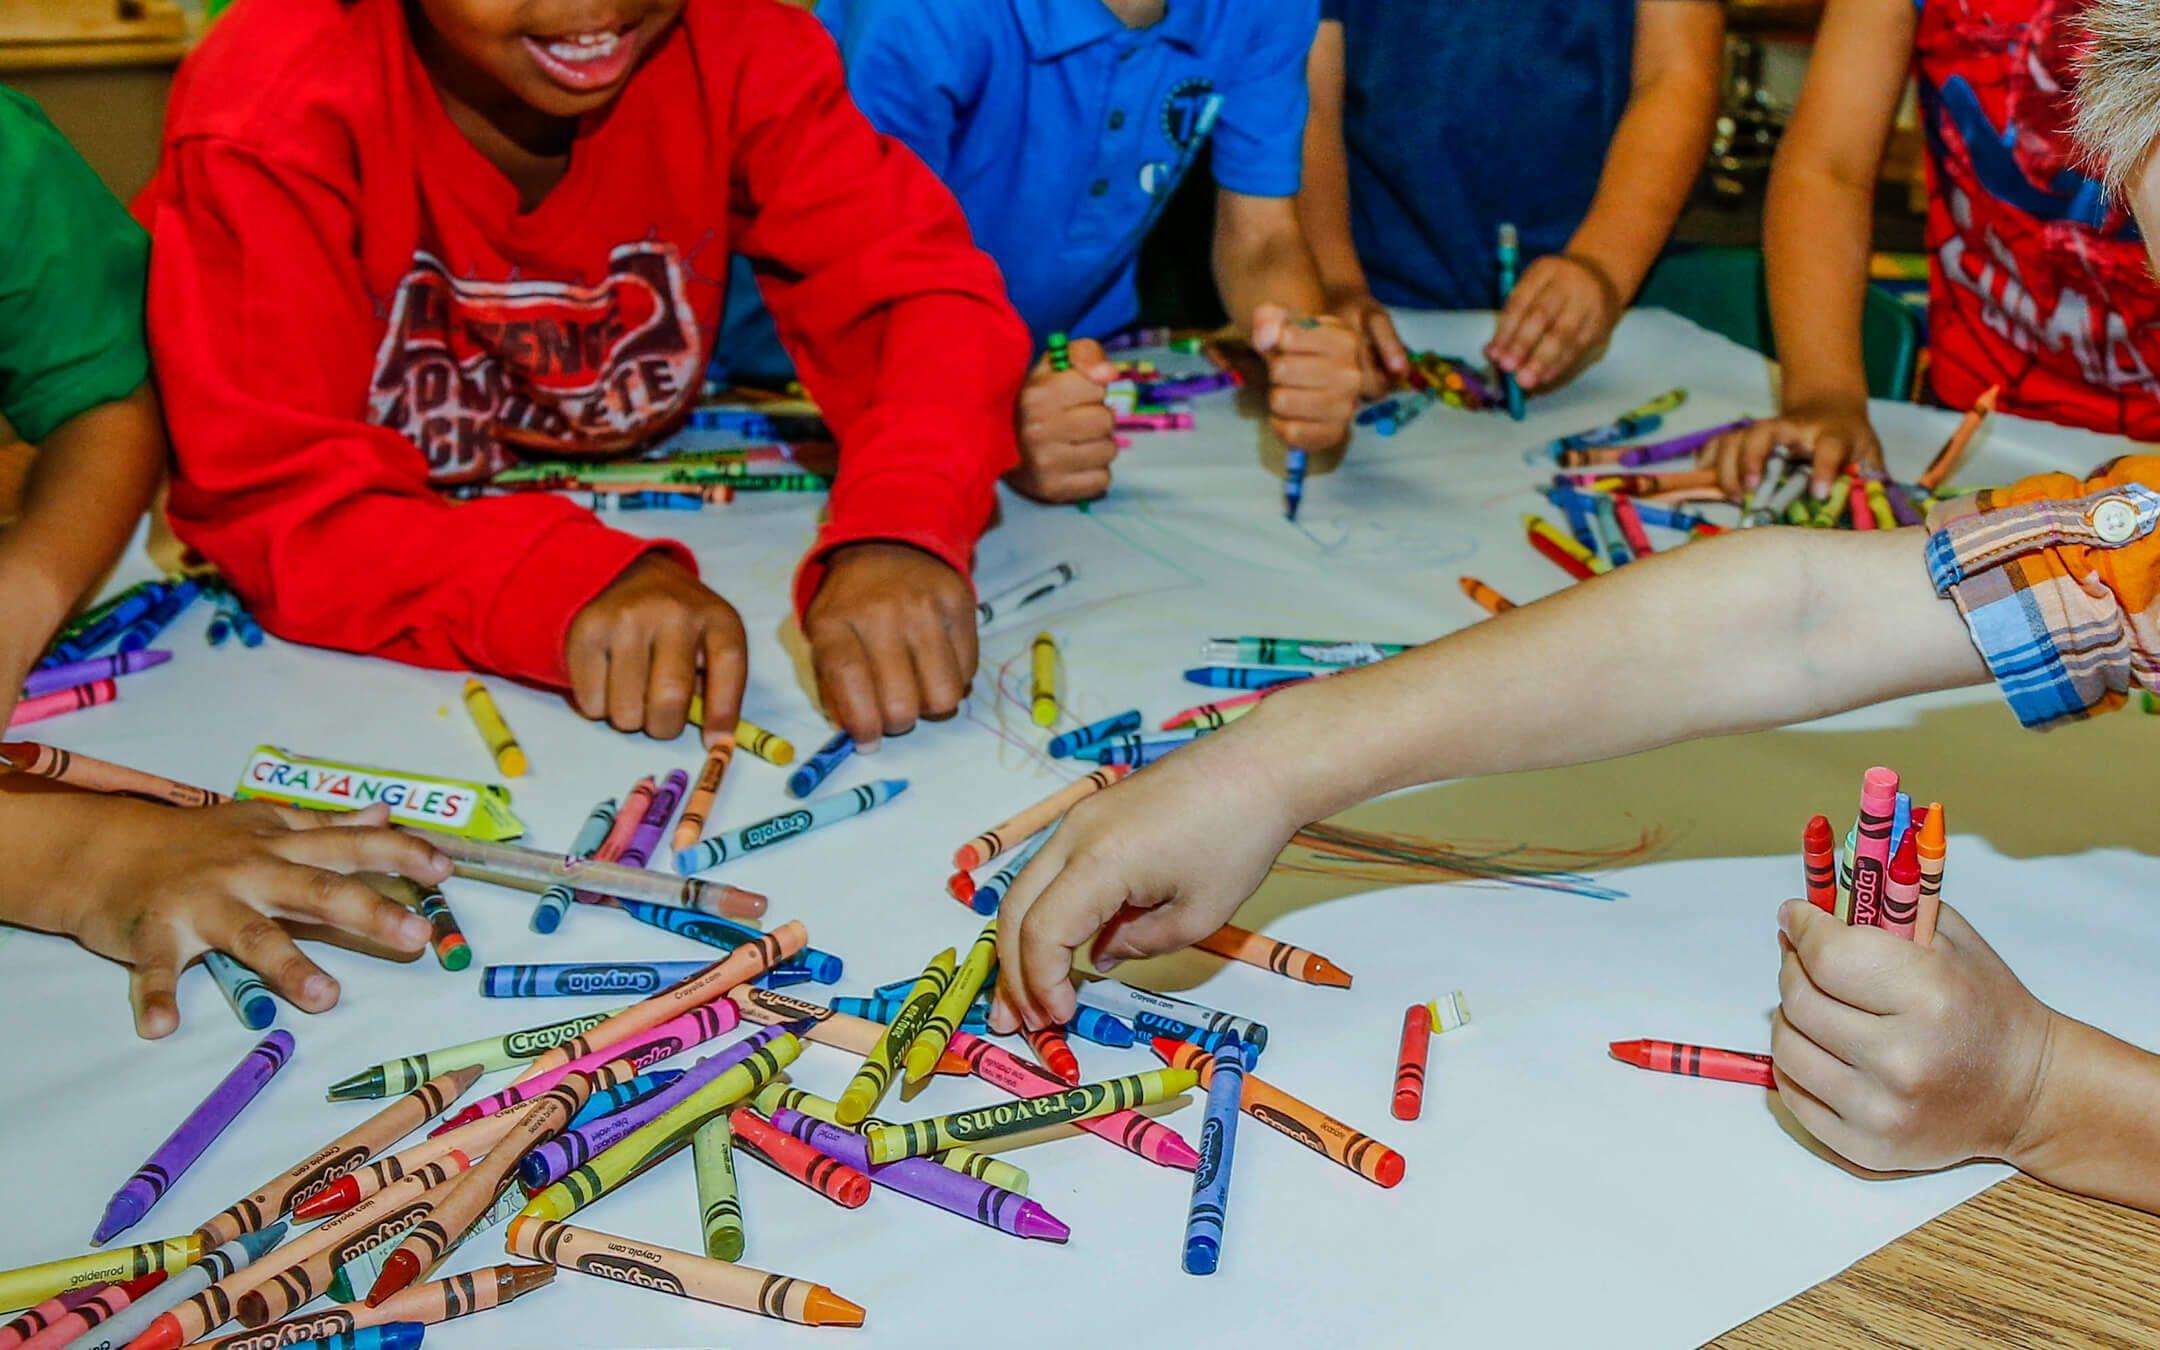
567, 554, 747, 748
1012, 338, 1120, 503
804, 541, 977, 750
1702, 400, 1884, 502
1326, 291, 1411, 401
1486, 254, 1619, 393
1772, 899, 2056, 1175
45, 800, 447, 1038
989, 728, 1300, 1031
1251, 306, 1362, 453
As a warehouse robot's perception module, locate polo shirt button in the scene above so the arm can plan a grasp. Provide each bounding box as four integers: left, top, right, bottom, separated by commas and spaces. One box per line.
1090, 179, 1109, 196
2091, 497, 2140, 544
1109, 109, 1126, 130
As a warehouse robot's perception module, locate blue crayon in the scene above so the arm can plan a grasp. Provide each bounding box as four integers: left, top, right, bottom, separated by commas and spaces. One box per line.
1373, 390, 1436, 436
1182, 1038, 1246, 1275
967, 829, 1053, 916
113, 580, 201, 654
1891, 791, 1913, 856
479, 959, 711, 999
1548, 411, 1665, 458
1594, 495, 1633, 567
206, 615, 233, 647
753, 967, 815, 990
612, 897, 843, 983
1131, 1010, 1259, 1065
41, 582, 170, 664
565, 1069, 686, 1130
1182, 666, 1314, 691
596, 491, 707, 511
674, 780, 906, 872
871, 978, 918, 1000
1065, 1005, 1136, 1048
1046, 709, 1144, 759
832, 995, 991, 1031
1084, 732, 1206, 769
688, 409, 775, 437
1282, 448, 1307, 521
203, 950, 275, 1029
1623, 498, 1721, 536
788, 730, 855, 798
1543, 485, 1603, 552
310, 1324, 426, 1350
532, 797, 619, 934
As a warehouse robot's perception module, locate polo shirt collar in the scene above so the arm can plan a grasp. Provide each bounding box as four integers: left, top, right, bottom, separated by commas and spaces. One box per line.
1012, 0, 1204, 60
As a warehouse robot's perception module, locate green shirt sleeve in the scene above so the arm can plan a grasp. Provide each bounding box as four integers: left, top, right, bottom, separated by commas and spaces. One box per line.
0, 86, 150, 443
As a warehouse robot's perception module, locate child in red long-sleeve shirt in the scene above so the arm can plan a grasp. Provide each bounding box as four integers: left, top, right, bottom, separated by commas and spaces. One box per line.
140, 0, 1030, 749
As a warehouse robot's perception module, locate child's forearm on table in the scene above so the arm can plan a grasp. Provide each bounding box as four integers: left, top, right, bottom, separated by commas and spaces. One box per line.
2011, 1016, 2160, 1215
1237, 528, 1987, 824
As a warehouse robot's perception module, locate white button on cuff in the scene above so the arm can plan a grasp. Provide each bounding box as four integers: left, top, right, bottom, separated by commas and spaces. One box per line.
2091, 497, 2140, 544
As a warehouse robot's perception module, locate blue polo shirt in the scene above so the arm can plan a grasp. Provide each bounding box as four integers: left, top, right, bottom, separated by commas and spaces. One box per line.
1325, 0, 1636, 310
820, 0, 1314, 340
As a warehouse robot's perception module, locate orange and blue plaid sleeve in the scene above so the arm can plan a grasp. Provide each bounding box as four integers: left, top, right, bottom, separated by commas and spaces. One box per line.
1924, 456, 2160, 728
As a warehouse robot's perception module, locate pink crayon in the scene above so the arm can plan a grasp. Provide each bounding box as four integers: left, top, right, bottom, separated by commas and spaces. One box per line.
946, 1030, 1199, 1170
617, 769, 689, 870
7, 679, 116, 729
1848, 766, 1899, 928
428, 1000, 738, 1135
1115, 412, 1194, 431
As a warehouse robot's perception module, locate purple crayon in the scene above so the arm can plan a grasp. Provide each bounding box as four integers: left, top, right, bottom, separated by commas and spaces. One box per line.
767, 1106, 1069, 1242
21, 649, 172, 699
617, 768, 689, 870
94, 1030, 294, 1244
1615, 420, 1754, 468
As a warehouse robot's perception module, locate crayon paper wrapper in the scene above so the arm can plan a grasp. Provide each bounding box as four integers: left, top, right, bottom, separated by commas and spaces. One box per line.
1300, 641, 1391, 666
235, 745, 525, 840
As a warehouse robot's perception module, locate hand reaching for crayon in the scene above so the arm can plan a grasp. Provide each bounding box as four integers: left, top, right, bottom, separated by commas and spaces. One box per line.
1250, 305, 1362, 452
49, 800, 446, 1038
1701, 399, 1884, 502
567, 553, 747, 748
1486, 254, 1619, 393
989, 729, 1298, 1032
1326, 291, 1411, 401
1772, 899, 2055, 1175
1011, 338, 1120, 503
803, 541, 977, 751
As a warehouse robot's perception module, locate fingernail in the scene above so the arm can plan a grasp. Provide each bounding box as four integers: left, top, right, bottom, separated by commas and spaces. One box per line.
855, 737, 881, 755
1091, 954, 1122, 975
303, 973, 338, 1005
427, 850, 451, 875
1777, 902, 1798, 935
1810, 480, 1830, 501
398, 913, 432, 946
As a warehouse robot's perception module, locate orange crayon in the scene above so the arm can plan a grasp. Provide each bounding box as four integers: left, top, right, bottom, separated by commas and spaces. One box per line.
672, 737, 735, 853
1153, 1037, 1405, 1187
1914, 803, 1946, 946
506, 1216, 865, 1328
185, 1265, 553, 1350
1190, 922, 1352, 988
1918, 385, 1998, 492
1457, 576, 1517, 617
951, 765, 1132, 870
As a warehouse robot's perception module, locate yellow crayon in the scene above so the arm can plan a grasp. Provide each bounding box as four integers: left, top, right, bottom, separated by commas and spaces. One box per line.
1863, 479, 1895, 531
1030, 632, 1058, 727
683, 702, 795, 765
1426, 990, 1473, 1034
0, 1235, 201, 1309
461, 679, 526, 777
1522, 514, 1610, 575
864, 1069, 1195, 1164
905, 919, 997, 1089
837, 949, 954, 1125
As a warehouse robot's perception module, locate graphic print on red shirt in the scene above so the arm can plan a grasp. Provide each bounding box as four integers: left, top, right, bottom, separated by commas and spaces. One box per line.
370, 240, 703, 483
1917, 0, 2160, 436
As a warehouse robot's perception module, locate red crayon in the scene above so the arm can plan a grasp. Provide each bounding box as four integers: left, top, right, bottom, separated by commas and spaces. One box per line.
1610, 494, 1655, 557
729, 1108, 871, 1208
1802, 815, 1838, 914
1392, 1004, 1431, 1120
1610, 1039, 1774, 1088
1023, 1025, 1081, 1084
946, 871, 977, 904
1881, 829, 1922, 940
1526, 528, 1596, 582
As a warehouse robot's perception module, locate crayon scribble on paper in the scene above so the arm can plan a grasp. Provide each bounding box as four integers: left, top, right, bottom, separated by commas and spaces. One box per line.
1275, 821, 1668, 902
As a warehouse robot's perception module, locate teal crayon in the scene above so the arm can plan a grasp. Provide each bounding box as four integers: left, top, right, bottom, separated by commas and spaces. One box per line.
1497, 223, 1525, 420
674, 780, 906, 872
1045, 710, 1143, 759
1198, 637, 1406, 669
202, 952, 274, 1030
609, 898, 840, 983
531, 799, 617, 934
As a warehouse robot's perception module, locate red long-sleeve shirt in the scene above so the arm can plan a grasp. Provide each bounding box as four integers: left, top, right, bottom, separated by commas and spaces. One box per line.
141, 0, 1026, 687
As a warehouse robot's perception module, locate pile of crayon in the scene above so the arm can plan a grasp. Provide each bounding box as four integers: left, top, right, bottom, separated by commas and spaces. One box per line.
1355, 351, 1507, 436
11, 574, 199, 731
482, 443, 828, 511
1095, 336, 1241, 434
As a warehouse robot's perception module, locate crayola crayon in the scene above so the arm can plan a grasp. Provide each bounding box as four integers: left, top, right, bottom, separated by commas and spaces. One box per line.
112, 581, 199, 654
1525, 526, 1596, 584
952, 764, 1130, 870
1813, 473, 1852, 527
1525, 514, 1610, 576
1610, 1038, 1773, 1088
751, 1084, 1029, 1195
180, 1266, 552, 1350
1881, 829, 1922, 940
611, 900, 839, 983
730, 1108, 872, 1207
1914, 803, 1945, 945
328, 1011, 609, 1101
0, 1239, 199, 1312
1849, 766, 1899, 928
458, 679, 525, 777
671, 738, 733, 856
726, 986, 973, 1077
768, 1106, 1067, 1241
733, 717, 793, 764
865, 1069, 1195, 1163
531, 798, 617, 933
1803, 814, 1838, 914
693, 1115, 745, 1261
1076, 979, 1268, 1053
1029, 631, 1059, 726
202, 952, 274, 1030
1611, 493, 1655, 556
95, 1032, 294, 1244
406, 885, 469, 971
1181, 665, 1313, 691
1084, 730, 1205, 768
1203, 637, 1408, 669
838, 949, 955, 1124
1891, 791, 1913, 855
1154, 1037, 1404, 1186
507, 1218, 861, 1327
787, 730, 854, 798
1847, 467, 1878, 529
1192, 923, 1352, 988
4, 1286, 128, 1350
675, 780, 906, 873
39, 579, 169, 664
614, 769, 687, 871
566, 1070, 684, 1130
1046, 709, 1143, 759
1159, 674, 1324, 731
1919, 384, 1998, 491
1066, 1004, 1137, 1048
975, 562, 1078, 631
76, 1224, 286, 1350
1183, 1039, 1246, 1275
1392, 1005, 1430, 1121
1024, 1024, 1081, 1084
965, 829, 1054, 916
1457, 576, 1516, 617
1496, 224, 1524, 418
21, 649, 170, 700
7, 679, 117, 729
12, 1273, 168, 1350
431, 1002, 736, 1135
1593, 494, 1633, 565
480, 961, 710, 999
320, 1187, 525, 1306
908, 919, 998, 1087
415, 832, 768, 922
948, 1031, 1197, 1169
289, 1151, 475, 1223
830, 996, 989, 1030
235, 1158, 479, 1326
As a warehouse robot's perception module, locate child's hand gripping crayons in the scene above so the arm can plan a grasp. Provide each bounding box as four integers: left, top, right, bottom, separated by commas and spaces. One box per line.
1485, 253, 1620, 394
1250, 306, 1363, 453
1772, 899, 2056, 1176
803, 541, 977, 749
1012, 337, 1121, 503
567, 554, 746, 748
21, 800, 445, 1038
1699, 398, 1885, 502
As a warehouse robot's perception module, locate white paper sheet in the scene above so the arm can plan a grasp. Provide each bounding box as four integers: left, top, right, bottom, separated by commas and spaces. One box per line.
3, 310, 2155, 1348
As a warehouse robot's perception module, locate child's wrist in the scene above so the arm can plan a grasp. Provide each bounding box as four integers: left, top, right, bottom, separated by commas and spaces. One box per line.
2002, 1010, 2086, 1176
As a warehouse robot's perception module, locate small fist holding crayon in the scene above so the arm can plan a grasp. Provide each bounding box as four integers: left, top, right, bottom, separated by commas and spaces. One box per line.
1250, 305, 1362, 452
1701, 398, 1884, 503
1486, 253, 1619, 393
803, 541, 977, 750
1012, 337, 1121, 503
567, 553, 747, 748
44, 800, 445, 1038
1325, 290, 1412, 401
1772, 899, 2056, 1175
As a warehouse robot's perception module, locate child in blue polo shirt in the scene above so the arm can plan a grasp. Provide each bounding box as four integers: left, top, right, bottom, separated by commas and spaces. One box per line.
798, 0, 1362, 503
1301, 0, 1724, 397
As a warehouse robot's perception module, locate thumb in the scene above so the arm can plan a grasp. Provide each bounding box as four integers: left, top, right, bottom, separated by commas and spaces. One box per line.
1067, 338, 1117, 385
1251, 303, 1290, 354
1369, 310, 1410, 373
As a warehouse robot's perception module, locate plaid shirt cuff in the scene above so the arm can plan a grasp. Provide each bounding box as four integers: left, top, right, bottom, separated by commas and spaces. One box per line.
1925, 481, 2160, 728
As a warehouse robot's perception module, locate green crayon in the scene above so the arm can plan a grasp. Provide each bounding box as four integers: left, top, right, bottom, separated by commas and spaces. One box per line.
864, 1068, 1196, 1164
905, 919, 997, 1089
327, 1010, 614, 1101
835, 948, 954, 1125
752, 1082, 1029, 1196
693, 1115, 745, 1261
